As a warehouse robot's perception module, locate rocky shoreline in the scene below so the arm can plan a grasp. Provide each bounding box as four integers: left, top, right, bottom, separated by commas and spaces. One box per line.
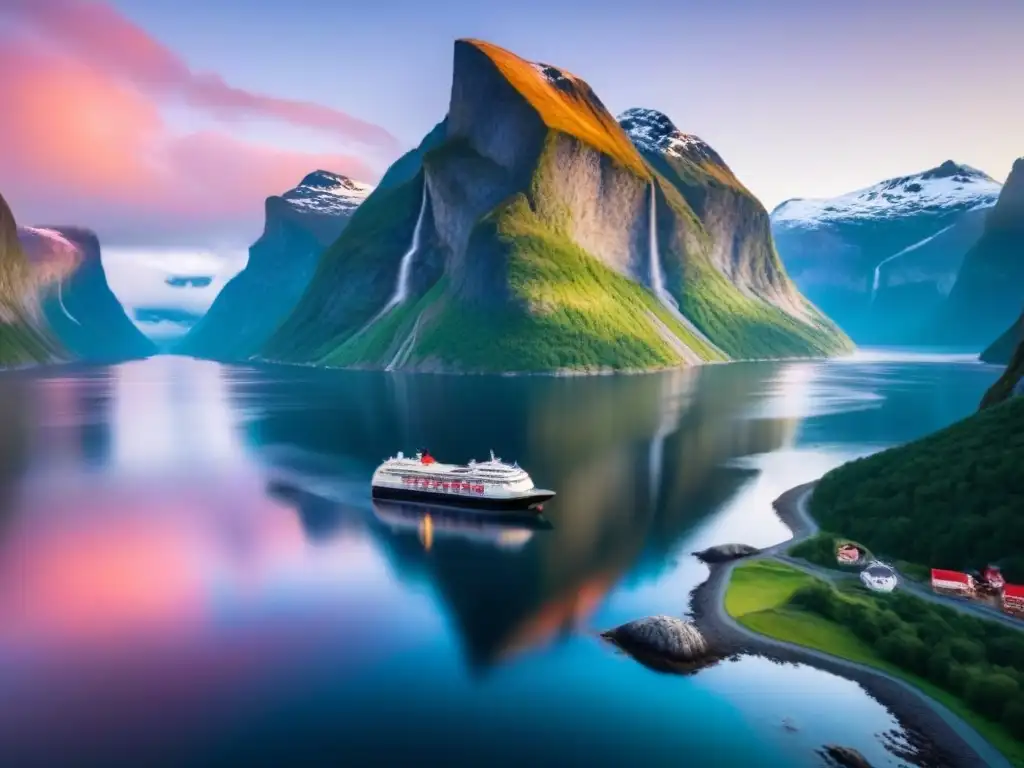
687, 482, 1007, 768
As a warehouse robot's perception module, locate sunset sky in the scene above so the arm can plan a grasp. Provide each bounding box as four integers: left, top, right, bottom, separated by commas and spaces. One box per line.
1, 0, 1022, 249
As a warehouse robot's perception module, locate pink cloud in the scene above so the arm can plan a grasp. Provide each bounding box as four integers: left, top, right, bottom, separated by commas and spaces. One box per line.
0, 37, 377, 244
2, 0, 398, 150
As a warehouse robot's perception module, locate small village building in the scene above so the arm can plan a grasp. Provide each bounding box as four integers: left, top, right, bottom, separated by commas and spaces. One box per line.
981, 565, 1006, 590
836, 544, 862, 564
860, 562, 898, 593
931, 568, 975, 594
1003, 584, 1024, 614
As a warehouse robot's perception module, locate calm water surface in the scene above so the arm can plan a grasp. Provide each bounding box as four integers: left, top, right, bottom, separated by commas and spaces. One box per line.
0, 351, 1001, 767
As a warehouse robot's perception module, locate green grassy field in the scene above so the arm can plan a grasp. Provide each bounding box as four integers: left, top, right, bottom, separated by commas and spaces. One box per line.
726, 560, 1024, 767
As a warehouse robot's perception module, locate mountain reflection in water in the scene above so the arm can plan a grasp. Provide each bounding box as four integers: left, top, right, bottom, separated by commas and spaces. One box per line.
0, 354, 999, 767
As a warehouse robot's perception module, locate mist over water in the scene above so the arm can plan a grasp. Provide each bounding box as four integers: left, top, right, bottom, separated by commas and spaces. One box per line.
0, 352, 999, 766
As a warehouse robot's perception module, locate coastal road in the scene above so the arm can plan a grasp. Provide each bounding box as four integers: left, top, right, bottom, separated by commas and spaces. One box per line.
769, 485, 1024, 633
697, 535, 1014, 768
689, 482, 1024, 768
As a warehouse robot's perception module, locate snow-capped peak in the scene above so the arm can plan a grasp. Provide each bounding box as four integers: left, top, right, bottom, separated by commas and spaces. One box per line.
772, 161, 1002, 227
617, 108, 724, 167
282, 171, 374, 217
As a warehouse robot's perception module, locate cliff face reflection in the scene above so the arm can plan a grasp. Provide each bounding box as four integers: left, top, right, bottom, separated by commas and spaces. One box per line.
234, 363, 803, 670
0, 354, 997, 767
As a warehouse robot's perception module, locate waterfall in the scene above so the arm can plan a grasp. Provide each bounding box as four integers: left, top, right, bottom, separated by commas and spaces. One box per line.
645, 183, 727, 358
649, 182, 666, 298
870, 224, 956, 304
385, 183, 429, 311
353, 182, 429, 340
56, 281, 81, 326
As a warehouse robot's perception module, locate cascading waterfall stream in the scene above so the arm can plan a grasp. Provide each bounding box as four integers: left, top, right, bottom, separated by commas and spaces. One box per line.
649, 182, 667, 299
56, 281, 80, 326
870, 224, 956, 304
349, 182, 429, 343
646, 183, 727, 359
385, 183, 429, 311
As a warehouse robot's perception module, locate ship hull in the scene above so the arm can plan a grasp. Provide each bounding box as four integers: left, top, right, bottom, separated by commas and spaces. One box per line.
371, 485, 554, 512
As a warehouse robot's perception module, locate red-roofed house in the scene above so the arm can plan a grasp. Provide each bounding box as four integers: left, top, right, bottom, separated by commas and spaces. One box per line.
1003, 584, 1024, 614
836, 544, 862, 564
931, 569, 975, 593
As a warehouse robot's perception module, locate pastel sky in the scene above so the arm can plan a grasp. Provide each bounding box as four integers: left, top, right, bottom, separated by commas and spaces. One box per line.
1, 0, 1022, 249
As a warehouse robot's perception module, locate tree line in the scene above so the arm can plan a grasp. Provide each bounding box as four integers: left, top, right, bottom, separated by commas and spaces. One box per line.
790, 581, 1024, 739
810, 396, 1024, 581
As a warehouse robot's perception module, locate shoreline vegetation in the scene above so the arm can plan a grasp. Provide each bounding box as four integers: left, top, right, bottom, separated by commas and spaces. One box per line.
690, 483, 1023, 768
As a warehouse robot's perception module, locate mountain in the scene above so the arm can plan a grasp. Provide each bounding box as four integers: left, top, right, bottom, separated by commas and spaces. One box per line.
0, 194, 63, 366
981, 310, 1024, 409
19, 226, 157, 361
259, 39, 850, 373
617, 108, 819, 339
930, 158, 1024, 348
1, 191, 155, 367
771, 161, 1002, 343
176, 171, 373, 361
982, 312, 1022, 364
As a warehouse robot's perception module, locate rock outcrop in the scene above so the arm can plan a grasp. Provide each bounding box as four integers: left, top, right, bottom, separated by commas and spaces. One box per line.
177, 171, 373, 361
260, 40, 850, 372
601, 615, 715, 673
693, 543, 759, 563
771, 161, 1001, 343
931, 157, 1024, 348
819, 744, 873, 768
980, 325, 1024, 409
981, 312, 1022, 364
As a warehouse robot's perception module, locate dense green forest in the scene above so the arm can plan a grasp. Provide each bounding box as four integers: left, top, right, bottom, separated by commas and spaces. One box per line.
810, 396, 1024, 581
791, 581, 1024, 741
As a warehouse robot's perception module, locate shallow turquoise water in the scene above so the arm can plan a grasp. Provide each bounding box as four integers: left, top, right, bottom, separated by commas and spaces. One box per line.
0, 350, 1000, 766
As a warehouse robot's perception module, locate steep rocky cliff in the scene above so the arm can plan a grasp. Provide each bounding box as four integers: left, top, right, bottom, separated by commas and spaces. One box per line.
931, 158, 1024, 348
771, 161, 1001, 343
177, 171, 372, 361
1, 191, 154, 367
22, 226, 156, 361
0, 194, 63, 366
260, 39, 850, 373
618, 108, 833, 352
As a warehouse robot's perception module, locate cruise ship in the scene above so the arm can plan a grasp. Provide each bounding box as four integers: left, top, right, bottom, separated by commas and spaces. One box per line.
371, 450, 555, 512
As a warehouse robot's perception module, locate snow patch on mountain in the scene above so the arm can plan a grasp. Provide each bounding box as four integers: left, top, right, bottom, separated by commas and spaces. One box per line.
617, 108, 725, 167
772, 161, 1002, 227
282, 171, 374, 217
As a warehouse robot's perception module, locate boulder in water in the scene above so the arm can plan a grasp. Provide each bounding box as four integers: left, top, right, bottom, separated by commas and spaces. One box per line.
694, 543, 760, 563
602, 615, 715, 674
819, 745, 873, 768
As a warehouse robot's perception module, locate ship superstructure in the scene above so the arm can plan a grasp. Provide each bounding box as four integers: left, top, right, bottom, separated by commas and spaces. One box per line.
371, 451, 554, 512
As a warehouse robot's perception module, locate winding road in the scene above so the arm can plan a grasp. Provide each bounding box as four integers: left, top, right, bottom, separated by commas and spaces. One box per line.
690, 482, 1019, 768
768, 484, 1023, 633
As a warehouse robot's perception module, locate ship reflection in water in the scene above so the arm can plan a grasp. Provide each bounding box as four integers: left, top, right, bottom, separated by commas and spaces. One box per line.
0, 354, 999, 766
371, 500, 551, 552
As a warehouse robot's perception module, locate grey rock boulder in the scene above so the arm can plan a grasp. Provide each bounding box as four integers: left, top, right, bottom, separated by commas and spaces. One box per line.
694, 543, 760, 563
602, 615, 715, 674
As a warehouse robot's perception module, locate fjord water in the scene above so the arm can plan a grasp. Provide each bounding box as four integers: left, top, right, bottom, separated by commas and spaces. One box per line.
0, 352, 1000, 767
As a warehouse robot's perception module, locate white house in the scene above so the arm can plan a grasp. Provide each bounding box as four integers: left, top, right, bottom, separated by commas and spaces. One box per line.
860, 562, 898, 593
